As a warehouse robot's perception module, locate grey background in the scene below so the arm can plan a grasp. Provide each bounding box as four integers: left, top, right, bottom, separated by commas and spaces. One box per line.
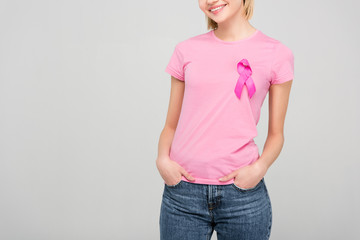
0, 0, 359, 239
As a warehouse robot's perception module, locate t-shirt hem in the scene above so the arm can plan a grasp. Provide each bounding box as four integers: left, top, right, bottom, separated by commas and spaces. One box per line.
180, 175, 235, 185
165, 66, 184, 81
271, 73, 294, 84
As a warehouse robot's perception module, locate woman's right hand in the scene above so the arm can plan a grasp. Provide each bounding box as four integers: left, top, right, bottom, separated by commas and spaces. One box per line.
156, 156, 195, 185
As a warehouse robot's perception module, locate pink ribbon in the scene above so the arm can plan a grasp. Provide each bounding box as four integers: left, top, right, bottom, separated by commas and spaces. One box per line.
234, 59, 256, 99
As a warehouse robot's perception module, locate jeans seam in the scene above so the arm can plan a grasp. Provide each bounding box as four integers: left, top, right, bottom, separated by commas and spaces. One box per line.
266, 204, 272, 239
165, 179, 183, 188
231, 178, 263, 192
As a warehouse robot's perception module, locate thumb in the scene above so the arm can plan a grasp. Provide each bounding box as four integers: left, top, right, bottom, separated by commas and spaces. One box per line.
218, 171, 237, 182
180, 168, 195, 181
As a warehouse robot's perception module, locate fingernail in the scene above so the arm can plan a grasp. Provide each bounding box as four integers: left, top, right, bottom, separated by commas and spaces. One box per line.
219, 178, 223, 181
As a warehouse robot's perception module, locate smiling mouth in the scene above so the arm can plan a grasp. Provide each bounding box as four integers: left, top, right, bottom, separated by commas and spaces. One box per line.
209, 4, 227, 13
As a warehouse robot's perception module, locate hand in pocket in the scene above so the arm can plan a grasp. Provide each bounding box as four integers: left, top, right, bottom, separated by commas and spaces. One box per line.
156, 157, 195, 185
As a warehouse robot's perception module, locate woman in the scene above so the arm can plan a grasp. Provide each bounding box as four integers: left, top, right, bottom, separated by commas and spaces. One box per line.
156, 0, 294, 239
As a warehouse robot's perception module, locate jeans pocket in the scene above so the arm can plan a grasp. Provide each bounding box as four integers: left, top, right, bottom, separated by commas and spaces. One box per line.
232, 178, 264, 192
165, 179, 183, 188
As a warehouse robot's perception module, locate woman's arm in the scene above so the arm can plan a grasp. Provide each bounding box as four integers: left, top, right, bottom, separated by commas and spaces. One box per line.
254, 79, 293, 171
219, 80, 293, 188
156, 76, 195, 185
157, 76, 184, 160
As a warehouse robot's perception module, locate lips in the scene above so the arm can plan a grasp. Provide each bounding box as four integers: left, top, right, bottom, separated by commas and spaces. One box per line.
209, 4, 227, 12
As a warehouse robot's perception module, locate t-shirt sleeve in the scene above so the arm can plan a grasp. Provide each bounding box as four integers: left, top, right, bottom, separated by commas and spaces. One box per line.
270, 42, 294, 85
165, 44, 185, 81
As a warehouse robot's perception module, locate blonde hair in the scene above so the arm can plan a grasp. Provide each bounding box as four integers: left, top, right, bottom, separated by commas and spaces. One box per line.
206, 0, 254, 30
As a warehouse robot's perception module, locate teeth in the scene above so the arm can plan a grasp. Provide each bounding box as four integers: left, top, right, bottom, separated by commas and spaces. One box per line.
210, 5, 225, 12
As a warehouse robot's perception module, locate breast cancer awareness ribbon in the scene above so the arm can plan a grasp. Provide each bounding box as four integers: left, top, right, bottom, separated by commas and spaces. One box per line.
234, 59, 256, 99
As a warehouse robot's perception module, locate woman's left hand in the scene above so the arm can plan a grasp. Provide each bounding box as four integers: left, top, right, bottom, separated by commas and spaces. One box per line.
218, 160, 268, 189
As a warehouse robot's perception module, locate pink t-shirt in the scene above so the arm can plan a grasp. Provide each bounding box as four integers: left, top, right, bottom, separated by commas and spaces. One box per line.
164, 29, 294, 185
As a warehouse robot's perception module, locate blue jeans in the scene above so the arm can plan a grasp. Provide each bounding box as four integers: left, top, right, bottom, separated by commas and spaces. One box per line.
159, 177, 272, 240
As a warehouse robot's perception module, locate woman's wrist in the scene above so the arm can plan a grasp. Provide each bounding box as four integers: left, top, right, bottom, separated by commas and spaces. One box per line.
253, 158, 269, 176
